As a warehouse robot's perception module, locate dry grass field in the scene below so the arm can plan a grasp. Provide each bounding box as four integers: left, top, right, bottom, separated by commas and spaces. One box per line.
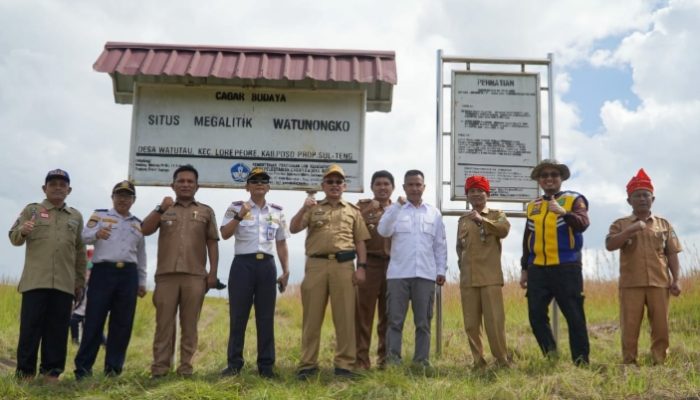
0, 266, 699, 399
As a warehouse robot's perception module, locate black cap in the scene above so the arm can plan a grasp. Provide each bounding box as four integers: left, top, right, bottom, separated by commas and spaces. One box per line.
112, 180, 136, 195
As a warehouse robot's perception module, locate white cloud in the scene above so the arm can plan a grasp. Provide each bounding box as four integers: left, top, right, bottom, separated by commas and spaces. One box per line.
1, 0, 698, 286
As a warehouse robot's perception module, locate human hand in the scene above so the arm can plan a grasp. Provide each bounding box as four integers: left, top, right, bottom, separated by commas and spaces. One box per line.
20, 214, 36, 236
354, 268, 366, 285
238, 202, 252, 219
137, 286, 147, 298
397, 196, 406, 205
465, 210, 483, 223
436, 275, 446, 286
206, 273, 217, 289
96, 224, 112, 240
626, 220, 646, 234
548, 199, 566, 215
277, 271, 290, 293
519, 270, 528, 289
303, 197, 317, 210
160, 197, 175, 212
670, 281, 681, 297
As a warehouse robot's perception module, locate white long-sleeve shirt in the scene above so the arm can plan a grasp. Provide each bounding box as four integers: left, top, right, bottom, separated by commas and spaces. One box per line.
377, 201, 447, 280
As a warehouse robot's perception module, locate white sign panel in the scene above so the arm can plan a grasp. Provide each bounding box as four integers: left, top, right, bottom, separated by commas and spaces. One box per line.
129, 84, 365, 191
451, 72, 540, 201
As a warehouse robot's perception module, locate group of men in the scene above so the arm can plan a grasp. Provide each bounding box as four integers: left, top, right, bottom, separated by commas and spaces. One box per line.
8, 159, 683, 382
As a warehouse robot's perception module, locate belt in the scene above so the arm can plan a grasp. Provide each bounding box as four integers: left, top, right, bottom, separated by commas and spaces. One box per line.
310, 253, 338, 260
368, 253, 390, 260
93, 261, 137, 269
235, 253, 273, 261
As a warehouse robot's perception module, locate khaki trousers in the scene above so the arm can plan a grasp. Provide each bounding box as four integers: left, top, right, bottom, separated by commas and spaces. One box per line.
354, 256, 388, 369
460, 285, 508, 366
619, 286, 669, 365
151, 274, 206, 376
299, 258, 356, 371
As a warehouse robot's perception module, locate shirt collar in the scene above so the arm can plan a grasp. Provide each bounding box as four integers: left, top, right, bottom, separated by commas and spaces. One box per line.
108, 208, 134, 220
41, 199, 67, 212
631, 212, 655, 223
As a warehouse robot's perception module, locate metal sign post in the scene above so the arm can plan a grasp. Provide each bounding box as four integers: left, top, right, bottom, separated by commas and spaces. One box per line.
434, 50, 558, 355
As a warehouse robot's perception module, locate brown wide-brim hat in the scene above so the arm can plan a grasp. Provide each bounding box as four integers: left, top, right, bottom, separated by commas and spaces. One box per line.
530, 159, 571, 181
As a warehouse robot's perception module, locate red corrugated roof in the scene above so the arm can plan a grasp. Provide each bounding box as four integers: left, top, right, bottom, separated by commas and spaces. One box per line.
94, 42, 397, 112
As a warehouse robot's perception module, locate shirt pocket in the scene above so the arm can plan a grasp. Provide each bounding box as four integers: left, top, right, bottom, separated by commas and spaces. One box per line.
310, 212, 330, 231
396, 216, 412, 233
421, 215, 435, 236
653, 229, 668, 252
30, 220, 51, 240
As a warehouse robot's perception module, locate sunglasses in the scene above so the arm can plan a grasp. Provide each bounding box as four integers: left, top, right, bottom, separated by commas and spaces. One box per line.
324, 179, 345, 185
538, 172, 561, 179
248, 179, 270, 185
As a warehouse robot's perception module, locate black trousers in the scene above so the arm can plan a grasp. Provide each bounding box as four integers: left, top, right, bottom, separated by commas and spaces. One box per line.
227, 254, 277, 372
16, 289, 73, 377
74, 263, 138, 376
526, 265, 590, 364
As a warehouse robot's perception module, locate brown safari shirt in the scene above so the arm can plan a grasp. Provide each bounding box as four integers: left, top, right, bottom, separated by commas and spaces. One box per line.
456, 207, 510, 287
299, 199, 370, 255
357, 199, 391, 257
9, 199, 87, 295
607, 213, 682, 288
155, 200, 219, 277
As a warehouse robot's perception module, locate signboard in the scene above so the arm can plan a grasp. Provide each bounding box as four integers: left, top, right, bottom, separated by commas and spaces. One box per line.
450, 72, 540, 201
129, 84, 365, 191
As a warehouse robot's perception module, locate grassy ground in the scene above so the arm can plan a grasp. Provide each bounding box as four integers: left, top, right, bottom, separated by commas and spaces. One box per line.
1, 271, 699, 399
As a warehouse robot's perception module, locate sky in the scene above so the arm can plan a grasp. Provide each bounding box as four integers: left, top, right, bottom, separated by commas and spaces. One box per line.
1, 0, 699, 290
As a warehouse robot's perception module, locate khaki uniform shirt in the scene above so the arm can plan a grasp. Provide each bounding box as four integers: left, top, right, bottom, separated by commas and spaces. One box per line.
357, 199, 390, 257
9, 199, 87, 295
300, 199, 370, 255
457, 207, 510, 287
156, 200, 219, 277
608, 213, 682, 288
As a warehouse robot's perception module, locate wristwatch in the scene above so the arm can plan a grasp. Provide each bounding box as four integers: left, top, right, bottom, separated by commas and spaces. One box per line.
155, 205, 165, 214
233, 212, 243, 221
357, 263, 367, 269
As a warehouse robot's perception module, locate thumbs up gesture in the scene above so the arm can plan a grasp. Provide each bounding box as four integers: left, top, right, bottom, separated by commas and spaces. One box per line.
20, 214, 36, 236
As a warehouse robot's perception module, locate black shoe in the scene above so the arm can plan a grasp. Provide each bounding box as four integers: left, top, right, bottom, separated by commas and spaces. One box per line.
296, 367, 319, 381
104, 369, 121, 378
74, 369, 92, 381
334, 368, 360, 379
220, 366, 241, 377
259, 368, 277, 379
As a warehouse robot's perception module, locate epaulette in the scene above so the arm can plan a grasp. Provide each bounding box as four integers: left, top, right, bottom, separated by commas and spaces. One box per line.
348, 202, 360, 210
269, 202, 283, 210
94, 209, 108, 212
132, 216, 142, 223
358, 199, 372, 203
232, 201, 244, 206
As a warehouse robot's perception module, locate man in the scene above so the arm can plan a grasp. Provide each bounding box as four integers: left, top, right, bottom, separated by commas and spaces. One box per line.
355, 170, 394, 370
377, 169, 447, 369
289, 164, 370, 379
141, 164, 220, 377
606, 168, 682, 365
457, 175, 510, 368
520, 159, 590, 365
9, 169, 86, 381
74, 180, 147, 379
219, 167, 290, 378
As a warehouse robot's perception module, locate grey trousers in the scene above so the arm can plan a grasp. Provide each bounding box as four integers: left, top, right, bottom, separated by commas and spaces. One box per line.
385, 278, 435, 365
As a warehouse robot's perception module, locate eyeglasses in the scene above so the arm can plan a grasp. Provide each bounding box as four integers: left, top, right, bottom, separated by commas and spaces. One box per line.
538, 172, 561, 179
324, 179, 344, 185
248, 179, 270, 185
